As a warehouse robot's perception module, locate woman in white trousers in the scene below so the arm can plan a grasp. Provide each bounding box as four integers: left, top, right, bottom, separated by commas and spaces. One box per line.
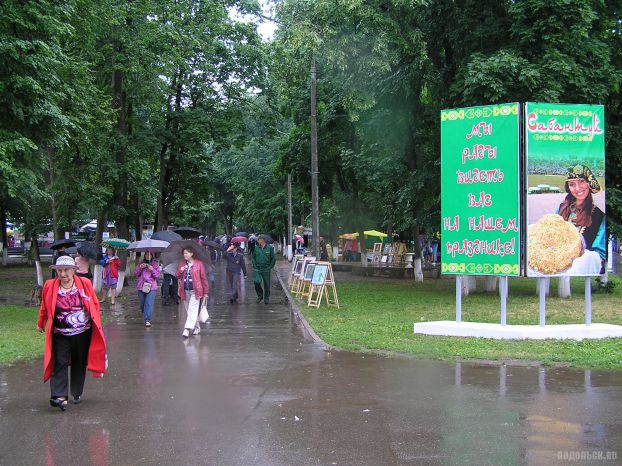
176, 247, 209, 338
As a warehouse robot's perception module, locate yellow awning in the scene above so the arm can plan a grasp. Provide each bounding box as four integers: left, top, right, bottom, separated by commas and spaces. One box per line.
349, 230, 387, 239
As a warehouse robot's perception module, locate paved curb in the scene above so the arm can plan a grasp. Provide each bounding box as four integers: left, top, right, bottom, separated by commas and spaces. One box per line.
274, 265, 337, 351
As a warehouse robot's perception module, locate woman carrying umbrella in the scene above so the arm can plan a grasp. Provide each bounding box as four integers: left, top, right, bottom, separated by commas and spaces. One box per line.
133, 251, 160, 327
99, 248, 121, 305
36, 256, 107, 410
175, 245, 209, 338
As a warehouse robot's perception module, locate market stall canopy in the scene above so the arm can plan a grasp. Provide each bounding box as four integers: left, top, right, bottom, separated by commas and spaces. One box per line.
354, 230, 388, 239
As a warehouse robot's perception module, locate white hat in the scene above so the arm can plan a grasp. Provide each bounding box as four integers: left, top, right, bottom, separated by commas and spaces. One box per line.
50, 255, 78, 270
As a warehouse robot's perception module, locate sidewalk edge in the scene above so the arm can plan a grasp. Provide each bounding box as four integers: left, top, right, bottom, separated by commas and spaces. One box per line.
274, 267, 337, 351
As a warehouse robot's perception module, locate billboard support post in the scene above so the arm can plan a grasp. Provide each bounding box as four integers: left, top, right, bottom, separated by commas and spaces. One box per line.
538, 277, 546, 326
500, 276, 508, 326
455, 276, 462, 323
585, 278, 592, 326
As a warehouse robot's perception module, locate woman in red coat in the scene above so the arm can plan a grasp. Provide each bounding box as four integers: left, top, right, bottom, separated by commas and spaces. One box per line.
37, 255, 107, 411
176, 246, 209, 338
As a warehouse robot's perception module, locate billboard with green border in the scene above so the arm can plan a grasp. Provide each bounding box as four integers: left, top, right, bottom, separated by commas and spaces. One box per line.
525, 102, 605, 277
440, 103, 521, 276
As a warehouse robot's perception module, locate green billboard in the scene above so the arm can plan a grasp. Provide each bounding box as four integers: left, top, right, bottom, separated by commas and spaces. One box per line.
440, 103, 521, 276
525, 102, 605, 277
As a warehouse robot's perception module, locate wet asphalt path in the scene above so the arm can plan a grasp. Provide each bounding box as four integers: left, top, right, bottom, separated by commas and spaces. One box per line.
0, 260, 621, 465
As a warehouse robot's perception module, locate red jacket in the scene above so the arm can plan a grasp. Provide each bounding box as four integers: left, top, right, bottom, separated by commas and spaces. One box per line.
37, 276, 107, 382
101, 256, 122, 279
176, 260, 209, 300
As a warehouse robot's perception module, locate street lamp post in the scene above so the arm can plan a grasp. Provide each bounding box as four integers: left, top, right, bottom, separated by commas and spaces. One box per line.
310, 58, 320, 258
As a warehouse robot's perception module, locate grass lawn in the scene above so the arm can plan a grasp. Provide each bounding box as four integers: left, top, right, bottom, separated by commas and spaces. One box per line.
0, 264, 117, 366
299, 275, 622, 369
0, 305, 45, 365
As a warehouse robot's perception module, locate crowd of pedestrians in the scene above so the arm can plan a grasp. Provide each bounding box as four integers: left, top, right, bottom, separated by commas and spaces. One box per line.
39, 231, 276, 411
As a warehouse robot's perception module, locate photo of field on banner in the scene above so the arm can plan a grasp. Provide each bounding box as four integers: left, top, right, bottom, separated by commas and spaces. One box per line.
307, 262, 339, 309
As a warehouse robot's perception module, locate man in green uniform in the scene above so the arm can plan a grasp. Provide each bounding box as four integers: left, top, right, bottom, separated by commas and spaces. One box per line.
251, 235, 276, 304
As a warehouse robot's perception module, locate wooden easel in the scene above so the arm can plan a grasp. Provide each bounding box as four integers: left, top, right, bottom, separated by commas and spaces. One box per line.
307, 261, 339, 309
299, 261, 317, 301
288, 254, 304, 288
292, 257, 315, 296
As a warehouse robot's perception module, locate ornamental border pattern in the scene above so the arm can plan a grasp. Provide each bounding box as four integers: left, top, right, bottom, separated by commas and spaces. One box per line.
441, 262, 520, 275
441, 104, 518, 122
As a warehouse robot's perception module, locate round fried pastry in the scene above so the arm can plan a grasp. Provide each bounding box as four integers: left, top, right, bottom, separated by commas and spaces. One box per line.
528, 214, 583, 274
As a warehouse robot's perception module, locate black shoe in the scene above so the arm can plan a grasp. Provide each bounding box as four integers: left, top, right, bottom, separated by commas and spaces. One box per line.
72, 396, 81, 405
264, 300, 269, 304
163, 301, 169, 306
229, 298, 234, 303
50, 397, 67, 411
256, 297, 263, 303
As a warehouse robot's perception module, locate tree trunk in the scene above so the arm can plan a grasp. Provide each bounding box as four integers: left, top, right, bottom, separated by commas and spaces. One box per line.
0, 204, 7, 266
31, 235, 43, 286
558, 276, 571, 298
132, 193, 142, 241
45, 148, 62, 240
358, 227, 367, 266
462, 275, 477, 296
413, 257, 423, 282
484, 276, 498, 292
537, 277, 551, 296
116, 260, 130, 297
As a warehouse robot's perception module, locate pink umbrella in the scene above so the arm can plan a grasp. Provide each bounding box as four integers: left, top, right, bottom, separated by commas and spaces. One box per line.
295, 234, 304, 244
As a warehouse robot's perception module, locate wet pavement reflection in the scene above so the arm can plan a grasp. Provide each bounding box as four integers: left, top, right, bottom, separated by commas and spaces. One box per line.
0, 261, 621, 465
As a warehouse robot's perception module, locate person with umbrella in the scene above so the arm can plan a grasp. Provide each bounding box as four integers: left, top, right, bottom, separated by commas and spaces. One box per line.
74, 251, 92, 281
99, 248, 121, 305
251, 235, 276, 304
175, 244, 209, 337
225, 240, 247, 304
133, 251, 161, 327
151, 230, 182, 307
36, 256, 107, 410
248, 233, 258, 255
50, 239, 75, 279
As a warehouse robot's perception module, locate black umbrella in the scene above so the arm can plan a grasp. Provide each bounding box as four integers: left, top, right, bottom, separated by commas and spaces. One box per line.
50, 239, 76, 250
76, 242, 99, 261
162, 240, 212, 268
151, 230, 183, 242
234, 231, 249, 238
204, 240, 222, 250
259, 234, 274, 244
173, 226, 202, 238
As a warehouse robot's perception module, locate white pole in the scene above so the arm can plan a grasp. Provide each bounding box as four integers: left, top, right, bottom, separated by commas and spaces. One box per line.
585, 277, 592, 326
538, 277, 546, 326
500, 276, 507, 326
455, 275, 462, 323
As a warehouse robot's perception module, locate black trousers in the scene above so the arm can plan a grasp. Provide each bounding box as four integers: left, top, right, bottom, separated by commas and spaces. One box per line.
161, 273, 179, 304
50, 329, 92, 399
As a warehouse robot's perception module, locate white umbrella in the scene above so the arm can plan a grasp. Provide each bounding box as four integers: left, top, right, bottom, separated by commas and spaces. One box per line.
127, 239, 170, 252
